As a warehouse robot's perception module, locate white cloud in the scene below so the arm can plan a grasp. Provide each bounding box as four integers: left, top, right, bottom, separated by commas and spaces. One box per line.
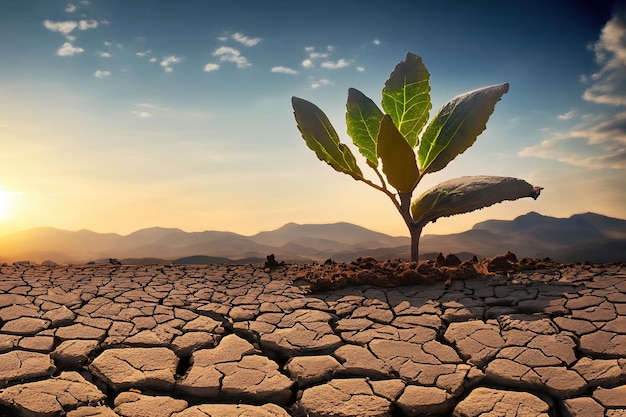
44, 18, 99, 46
132, 111, 153, 118
356, 66, 365, 72
159, 55, 182, 67
218, 36, 229, 42
131, 103, 169, 118
232, 32, 261, 47
520, 13, 626, 170
204, 63, 220, 72
57, 42, 84, 56
321, 58, 351, 69
78, 19, 98, 30
520, 111, 626, 169
65, 3, 76, 13
301, 46, 337, 69
96, 51, 111, 58
160, 55, 182, 72
583, 14, 626, 106
136, 50, 151, 58
43, 20, 78, 36
271, 66, 299, 75
373, 39, 381, 45
212, 46, 250, 68
94, 70, 111, 78
311, 78, 331, 89
136, 103, 169, 111
149, 57, 157, 63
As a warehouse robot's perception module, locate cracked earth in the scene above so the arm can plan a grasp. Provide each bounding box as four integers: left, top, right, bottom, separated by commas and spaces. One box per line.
0, 261, 624, 417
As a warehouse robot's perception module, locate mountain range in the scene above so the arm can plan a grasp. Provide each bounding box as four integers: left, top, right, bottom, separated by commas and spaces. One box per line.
0, 212, 624, 264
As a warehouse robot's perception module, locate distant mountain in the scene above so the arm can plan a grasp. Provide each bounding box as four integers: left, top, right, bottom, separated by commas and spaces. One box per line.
0, 212, 624, 264
252, 222, 408, 248
421, 212, 626, 262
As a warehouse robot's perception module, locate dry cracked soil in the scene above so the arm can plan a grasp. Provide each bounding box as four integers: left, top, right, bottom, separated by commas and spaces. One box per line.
0, 254, 625, 417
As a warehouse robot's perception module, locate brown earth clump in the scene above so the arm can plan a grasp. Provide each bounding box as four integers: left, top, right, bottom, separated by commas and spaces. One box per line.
292, 252, 558, 292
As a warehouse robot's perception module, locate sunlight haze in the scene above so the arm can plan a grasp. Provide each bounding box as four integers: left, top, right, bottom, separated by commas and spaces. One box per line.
1, 0, 624, 238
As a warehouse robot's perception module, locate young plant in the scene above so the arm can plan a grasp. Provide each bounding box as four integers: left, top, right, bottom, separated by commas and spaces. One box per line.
292, 52, 542, 261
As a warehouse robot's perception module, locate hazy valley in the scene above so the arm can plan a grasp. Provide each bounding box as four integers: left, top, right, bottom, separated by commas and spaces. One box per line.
0, 212, 624, 265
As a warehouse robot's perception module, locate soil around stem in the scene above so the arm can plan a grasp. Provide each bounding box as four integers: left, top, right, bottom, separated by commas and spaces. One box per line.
289, 252, 584, 292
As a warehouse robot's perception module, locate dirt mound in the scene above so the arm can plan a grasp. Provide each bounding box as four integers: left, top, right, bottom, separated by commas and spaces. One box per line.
292, 252, 557, 292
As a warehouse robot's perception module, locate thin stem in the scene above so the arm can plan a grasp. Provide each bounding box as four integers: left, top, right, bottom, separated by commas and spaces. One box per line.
358, 178, 402, 212
371, 166, 388, 192
358, 177, 423, 261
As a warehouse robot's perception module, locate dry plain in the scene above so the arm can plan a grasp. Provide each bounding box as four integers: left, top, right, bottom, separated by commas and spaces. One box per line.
0, 261, 625, 417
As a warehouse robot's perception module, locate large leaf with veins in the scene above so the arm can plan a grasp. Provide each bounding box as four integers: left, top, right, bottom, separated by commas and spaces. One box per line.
382, 52, 431, 148
346, 88, 384, 167
411, 176, 542, 225
292, 96, 363, 180
418, 83, 509, 174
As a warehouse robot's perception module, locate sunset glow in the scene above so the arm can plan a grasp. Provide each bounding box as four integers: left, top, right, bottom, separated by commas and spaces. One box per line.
0, 1, 624, 238
0, 189, 21, 221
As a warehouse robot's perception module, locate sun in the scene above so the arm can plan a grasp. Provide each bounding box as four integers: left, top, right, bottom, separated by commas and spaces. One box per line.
0, 189, 21, 220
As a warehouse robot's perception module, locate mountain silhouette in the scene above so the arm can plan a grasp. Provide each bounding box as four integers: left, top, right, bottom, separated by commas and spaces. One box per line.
0, 212, 623, 264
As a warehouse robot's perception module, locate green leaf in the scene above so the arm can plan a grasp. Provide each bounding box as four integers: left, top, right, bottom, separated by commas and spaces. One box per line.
382, 52, 431, 148
376, 114, 420, 194
346, 88, 384, 167
418, 83, 509, 174
292, 97, 364, 180
411, 176, 542, 225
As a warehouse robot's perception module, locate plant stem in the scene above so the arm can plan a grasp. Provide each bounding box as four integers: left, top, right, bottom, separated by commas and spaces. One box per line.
397, 192, 423, 262
360, 181, 424, 261
409, 223, 423, 262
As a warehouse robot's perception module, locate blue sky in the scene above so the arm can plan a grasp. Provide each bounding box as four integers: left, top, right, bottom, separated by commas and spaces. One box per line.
0, 0, 624, 238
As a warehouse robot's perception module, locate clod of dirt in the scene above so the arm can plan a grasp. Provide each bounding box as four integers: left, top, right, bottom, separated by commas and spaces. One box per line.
294, 253, 558, 292
264, 254, 284, 269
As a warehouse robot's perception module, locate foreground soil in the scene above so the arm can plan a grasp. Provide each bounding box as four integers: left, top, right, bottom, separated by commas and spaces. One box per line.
0, 256, 624, 417
291, 252, 564, 291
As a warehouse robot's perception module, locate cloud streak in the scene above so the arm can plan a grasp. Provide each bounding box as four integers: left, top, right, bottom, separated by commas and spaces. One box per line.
43, 19, 100, 38
583, 14, 626, 106
94, 70, 111, 78
132, 111, 153, 118
232, 32, 261, 47
520, 12, 626, 170
320, 58, 351, 69
271, 66, 299, 75
130, 103, 171, 118
520, 112, 626, 169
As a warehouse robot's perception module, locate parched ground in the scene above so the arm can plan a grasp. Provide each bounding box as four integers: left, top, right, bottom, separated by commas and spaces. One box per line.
0, 256, 624, 417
